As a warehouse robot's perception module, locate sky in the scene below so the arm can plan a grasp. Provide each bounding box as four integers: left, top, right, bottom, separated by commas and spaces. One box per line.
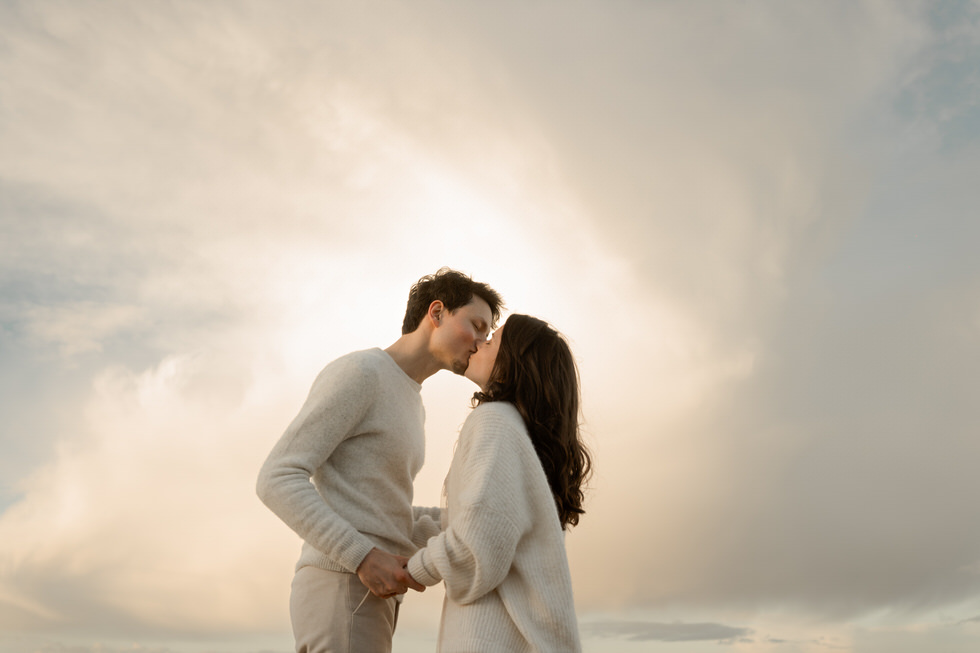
1, 1, 980, 652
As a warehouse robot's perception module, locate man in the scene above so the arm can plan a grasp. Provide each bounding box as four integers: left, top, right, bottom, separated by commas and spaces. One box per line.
257, 267, 503, 653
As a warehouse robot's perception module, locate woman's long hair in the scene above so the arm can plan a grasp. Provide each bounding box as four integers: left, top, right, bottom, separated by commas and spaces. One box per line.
473, 314, 592, 529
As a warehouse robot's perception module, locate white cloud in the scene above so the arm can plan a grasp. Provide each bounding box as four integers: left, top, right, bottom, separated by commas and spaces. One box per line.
19, 302, 146, 357
0, 350, 297, 633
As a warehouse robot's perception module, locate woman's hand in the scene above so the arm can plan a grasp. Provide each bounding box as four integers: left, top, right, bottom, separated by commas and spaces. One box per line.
356, 547, 426, 598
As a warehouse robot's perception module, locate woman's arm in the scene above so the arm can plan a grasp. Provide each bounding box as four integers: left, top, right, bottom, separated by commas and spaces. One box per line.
406, 404, 531, 604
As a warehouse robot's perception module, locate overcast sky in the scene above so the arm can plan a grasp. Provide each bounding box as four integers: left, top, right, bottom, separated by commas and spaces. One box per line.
2, 1, 980, 652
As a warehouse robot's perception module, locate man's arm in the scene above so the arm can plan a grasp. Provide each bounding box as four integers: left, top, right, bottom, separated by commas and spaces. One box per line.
256, 357, 377, 573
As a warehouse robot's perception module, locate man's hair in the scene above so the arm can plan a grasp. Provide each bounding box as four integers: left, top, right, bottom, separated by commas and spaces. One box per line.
401, 267, 504, 335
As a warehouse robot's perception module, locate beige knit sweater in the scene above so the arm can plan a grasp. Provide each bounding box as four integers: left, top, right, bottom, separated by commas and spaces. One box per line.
407, 402, 582, 653
257, 348, 441, 574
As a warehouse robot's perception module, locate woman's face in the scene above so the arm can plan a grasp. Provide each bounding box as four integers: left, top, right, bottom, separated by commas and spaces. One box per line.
464, 325, 503, 390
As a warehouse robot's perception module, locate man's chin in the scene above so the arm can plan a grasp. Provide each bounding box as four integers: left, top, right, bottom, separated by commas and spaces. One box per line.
451, 360, 468, 376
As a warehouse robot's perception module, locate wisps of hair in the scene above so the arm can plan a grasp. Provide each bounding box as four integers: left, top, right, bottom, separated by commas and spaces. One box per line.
473, 314, 592, 529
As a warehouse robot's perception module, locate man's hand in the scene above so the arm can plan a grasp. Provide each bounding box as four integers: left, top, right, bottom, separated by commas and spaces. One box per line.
356, 547, 426, 598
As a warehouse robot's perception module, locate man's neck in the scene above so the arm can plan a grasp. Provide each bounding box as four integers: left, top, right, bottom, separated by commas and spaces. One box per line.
384, 333, 442, 385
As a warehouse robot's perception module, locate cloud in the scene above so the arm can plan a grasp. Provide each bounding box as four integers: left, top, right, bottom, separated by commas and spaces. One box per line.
0, 3, 629, 637
0, 348, 303, 634
446, 1, 930, 334
2, 0, 980, 649
558, 0, 980, 620
583, 619, 751, 643
19, 301, 147, 357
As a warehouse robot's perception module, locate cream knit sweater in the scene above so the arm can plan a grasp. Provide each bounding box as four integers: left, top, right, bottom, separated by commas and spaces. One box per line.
256, 348, 441, 574
407, 402, 582, 653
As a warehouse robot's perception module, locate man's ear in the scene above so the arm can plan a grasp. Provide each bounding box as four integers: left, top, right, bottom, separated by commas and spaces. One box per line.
426, 300, 445, 327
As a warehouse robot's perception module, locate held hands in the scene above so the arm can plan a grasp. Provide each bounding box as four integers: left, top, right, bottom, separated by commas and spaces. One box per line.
356, 547, 425, 599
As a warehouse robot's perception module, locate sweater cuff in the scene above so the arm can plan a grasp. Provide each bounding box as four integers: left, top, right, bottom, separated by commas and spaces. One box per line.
339, 535, 378, 573
407, 550, 441, 587
411, 509, 442, 548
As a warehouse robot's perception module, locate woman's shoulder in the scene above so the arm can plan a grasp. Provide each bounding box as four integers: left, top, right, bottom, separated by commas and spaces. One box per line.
462, 402, 530, 450
467, 401, 523, 426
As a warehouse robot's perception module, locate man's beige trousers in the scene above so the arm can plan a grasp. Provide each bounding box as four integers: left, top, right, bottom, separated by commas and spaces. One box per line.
290, 566, 400, 653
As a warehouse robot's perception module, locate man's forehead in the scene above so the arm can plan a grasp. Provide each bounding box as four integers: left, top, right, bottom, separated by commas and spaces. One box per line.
455, 296, 493, 325
471, 297, 493, 320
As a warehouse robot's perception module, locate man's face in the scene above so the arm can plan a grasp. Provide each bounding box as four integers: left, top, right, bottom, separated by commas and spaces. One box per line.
433, 296, 493, 375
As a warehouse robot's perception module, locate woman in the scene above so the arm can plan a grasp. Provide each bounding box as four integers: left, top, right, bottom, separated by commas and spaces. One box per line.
406, 314, 592, 652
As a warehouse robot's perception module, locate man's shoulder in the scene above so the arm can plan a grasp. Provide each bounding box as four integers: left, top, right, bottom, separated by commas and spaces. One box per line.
314, 348, 417, 397
320, 348, 385, 374
308, 348, 386, 393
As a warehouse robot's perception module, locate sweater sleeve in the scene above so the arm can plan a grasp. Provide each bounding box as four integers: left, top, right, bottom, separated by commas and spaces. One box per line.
255, 357, 378, 572
411, 506, 442, 548
407, 405, 531, 604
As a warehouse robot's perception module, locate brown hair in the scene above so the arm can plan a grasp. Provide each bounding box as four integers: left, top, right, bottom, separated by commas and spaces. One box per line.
473, 314, 592, 529
401, 267, 504, 335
